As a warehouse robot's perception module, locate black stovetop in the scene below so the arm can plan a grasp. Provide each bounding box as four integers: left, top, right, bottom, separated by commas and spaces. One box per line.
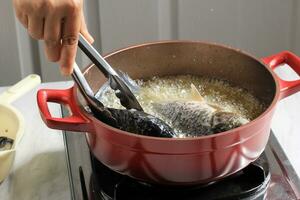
87, 152, 270, 200
62, 109, 300, 200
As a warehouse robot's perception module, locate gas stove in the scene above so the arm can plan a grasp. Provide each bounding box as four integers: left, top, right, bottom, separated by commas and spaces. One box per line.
62, 108, 300, 200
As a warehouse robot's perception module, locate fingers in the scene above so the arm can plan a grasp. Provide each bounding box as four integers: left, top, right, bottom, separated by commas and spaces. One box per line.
43, 14, 62, 62
14, 9, 28, 28
28, 14, 44, 39
13, 0, 94, 76
60, 6, 82, 75
20, 14, 29, 28
13, 0, 44, 39
80, 12, 94, 44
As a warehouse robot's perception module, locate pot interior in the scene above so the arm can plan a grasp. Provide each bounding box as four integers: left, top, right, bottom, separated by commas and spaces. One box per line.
81, 41, 276, 112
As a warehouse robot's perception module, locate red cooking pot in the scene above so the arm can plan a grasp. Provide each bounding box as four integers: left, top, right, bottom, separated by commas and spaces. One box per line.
37, 41, 300, 185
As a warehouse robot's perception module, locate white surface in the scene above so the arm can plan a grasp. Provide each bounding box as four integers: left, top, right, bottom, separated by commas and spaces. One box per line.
0, 82, 72, 200
0, 79, 300, 199
271, 65, 300, 177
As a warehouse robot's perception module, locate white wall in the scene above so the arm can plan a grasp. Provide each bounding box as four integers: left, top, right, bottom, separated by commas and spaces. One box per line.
0, 0, 300, 85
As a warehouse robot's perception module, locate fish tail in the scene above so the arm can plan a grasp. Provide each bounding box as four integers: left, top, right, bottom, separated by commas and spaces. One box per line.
190, 83, 204, 101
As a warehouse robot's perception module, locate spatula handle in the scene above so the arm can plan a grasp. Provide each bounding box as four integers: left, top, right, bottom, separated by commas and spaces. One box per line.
0, 74, 41, 104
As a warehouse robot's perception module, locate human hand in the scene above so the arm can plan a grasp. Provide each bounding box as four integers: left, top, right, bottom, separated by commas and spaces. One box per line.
13, 0, 94, 75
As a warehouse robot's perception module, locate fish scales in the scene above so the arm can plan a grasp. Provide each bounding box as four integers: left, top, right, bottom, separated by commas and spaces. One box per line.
153, 100, 248, 137
154, 101, 215, 136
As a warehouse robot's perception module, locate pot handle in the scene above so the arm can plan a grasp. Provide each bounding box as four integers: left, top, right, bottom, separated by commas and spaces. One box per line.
37, 87, 94, 132
262, 51, 300, 99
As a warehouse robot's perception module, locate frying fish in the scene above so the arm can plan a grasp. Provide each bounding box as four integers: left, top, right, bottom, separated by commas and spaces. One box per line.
0, 136, 14, 151
91, 106, 175, 138
152, 84, 249, 137
93, 71, 175, 138
108, 108, 176, 137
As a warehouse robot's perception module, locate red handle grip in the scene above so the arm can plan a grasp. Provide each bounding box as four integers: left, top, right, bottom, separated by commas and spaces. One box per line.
37, 87, 94, 133
262, 51, 300, 99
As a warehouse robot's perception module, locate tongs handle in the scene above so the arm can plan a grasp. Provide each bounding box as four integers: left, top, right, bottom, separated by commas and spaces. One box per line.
72, 63, 104, 108
78, 34, 117, 77
72, 63, 94, 98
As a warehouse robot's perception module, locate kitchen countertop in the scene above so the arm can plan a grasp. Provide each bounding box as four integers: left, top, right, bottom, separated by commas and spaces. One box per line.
1, 71, 300, 199
0, 82, 72, 200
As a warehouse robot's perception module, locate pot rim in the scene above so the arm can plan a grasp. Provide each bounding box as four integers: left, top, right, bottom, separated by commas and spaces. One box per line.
81, 40, 280, 141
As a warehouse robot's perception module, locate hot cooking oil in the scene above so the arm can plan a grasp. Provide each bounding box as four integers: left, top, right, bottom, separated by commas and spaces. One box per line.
97, 75, 265, 135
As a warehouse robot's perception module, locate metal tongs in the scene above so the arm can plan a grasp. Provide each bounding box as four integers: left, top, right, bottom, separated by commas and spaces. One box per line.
74, 34, 143, 111
72, 62, 103, 107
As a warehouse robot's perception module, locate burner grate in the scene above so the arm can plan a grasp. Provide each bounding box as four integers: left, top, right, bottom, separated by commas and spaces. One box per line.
84, 153, 270, 200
